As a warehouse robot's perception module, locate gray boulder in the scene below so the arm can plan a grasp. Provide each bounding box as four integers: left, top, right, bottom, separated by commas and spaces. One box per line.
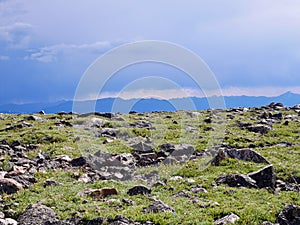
248, 165, 276, 189
127, 185, 151, 196
214, 212, 240, 225
0, 178, 23, 194
18, 204, 58, 225
142, 200, 175, 213
247, 125, 272, 134
216, 174, 257, 188
276, 204, 300, 225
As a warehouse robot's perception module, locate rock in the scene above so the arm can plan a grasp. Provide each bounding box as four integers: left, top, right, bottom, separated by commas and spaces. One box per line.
276, 204, 300, 225
26, 115, 43, 121
142, 200, 175, 213
44, 179, 63, 187
129, 121, 152, 129
172, 190, 190, 198
0, 218, 18, 225
190, 185, 208, 193
262, 222, 278, 225
114, 153, 135, 166
77, 174, 91, 183
54, 155, 72, 162
212, 148, 270, 165
122, 198, 135, 206
204, 117, 212, 123
159, 143, 176, 153
4, 172, 36, 189
131, 142, 154, 153
248, 165, 276, 189
0, 178, 23, 194
171, 144, 194, 158
274, 102, 284, 108
95, 128, 119, 138
83, 118, 108, 129
18, 204, 59, 225
214, 212, 240, 225
247, 125, 272, 134
216, 174, 257, 188
127, 185, 151, 196
70, 157, 87, 167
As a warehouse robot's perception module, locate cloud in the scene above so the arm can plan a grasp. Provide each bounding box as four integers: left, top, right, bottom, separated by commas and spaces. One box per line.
81, 86, 300, 101
0, 55, 9, 60
0, 22, 32, 48
25, 41, 120, 62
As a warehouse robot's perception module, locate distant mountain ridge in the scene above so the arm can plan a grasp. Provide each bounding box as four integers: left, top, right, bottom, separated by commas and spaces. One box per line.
0, 91, 299, 114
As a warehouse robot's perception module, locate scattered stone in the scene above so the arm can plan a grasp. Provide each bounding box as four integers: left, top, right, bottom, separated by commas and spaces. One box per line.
262, 222, 278, 225
95, 128, 119, 138
77, 173, 91, 183
211, 148, 269, 165
171, 144, 194, 158
190, 185, 208, 193
172, 190, 190, 198
0, 218, 18, 225
142, 200, 175, 213
18, 204, 59, 225
247, 124, 272, 134
70, 157, 87, 167
4, 172, 36, 189
83, 118, 108, 129
54, 155, 72, 162
127, 185, 151, 196
38, 110, 45, 115
216, 174, 257, 188
248, 165, 276, 189
276, 204, 300, 225
43, 179, 63, 187
214, 212, 240, 225
131, 142, 154, 153
129, 121, 152, 129
0, 178, 23, 194
204, 117, 212, 123
122, 198, 135, 206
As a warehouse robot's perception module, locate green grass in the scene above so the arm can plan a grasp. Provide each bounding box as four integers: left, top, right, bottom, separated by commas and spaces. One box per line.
1, 108, 300, 224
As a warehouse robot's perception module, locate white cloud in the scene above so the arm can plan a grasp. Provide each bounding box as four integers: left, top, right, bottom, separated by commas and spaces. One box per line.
0, 22, 32, 48
0, 55, 9, 60
79, 86, 300, 101
25, 41, 118, 62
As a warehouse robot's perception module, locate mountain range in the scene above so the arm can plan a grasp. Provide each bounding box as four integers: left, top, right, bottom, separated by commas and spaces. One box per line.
0, 91, 299, 114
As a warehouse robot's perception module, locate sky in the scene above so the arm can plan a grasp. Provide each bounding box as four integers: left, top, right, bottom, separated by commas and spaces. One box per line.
1, 0, 300, 104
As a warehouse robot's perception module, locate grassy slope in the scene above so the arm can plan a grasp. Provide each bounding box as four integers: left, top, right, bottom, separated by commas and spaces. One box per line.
0, 109, 299, 224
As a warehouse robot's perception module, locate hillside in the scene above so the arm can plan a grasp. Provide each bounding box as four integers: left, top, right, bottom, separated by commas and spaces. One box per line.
0, 103, 300, 224
0, 92, 300, 114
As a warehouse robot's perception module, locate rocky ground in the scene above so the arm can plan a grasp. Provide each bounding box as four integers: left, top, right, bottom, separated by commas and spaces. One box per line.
0, 102, 299, 224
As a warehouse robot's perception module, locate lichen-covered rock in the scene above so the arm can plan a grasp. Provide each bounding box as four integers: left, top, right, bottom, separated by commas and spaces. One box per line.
276, 204, 300, 225
127, 185, 151, 196
0, 178, 23, 194
216, 174, 257, 188
142, 200, 175, 213
248, 165, 276, 189
214, 212, 240, 225
18, 204, 58, 225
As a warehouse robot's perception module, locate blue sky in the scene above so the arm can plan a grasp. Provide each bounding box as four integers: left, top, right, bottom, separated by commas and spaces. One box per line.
1, 0, 300, 104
